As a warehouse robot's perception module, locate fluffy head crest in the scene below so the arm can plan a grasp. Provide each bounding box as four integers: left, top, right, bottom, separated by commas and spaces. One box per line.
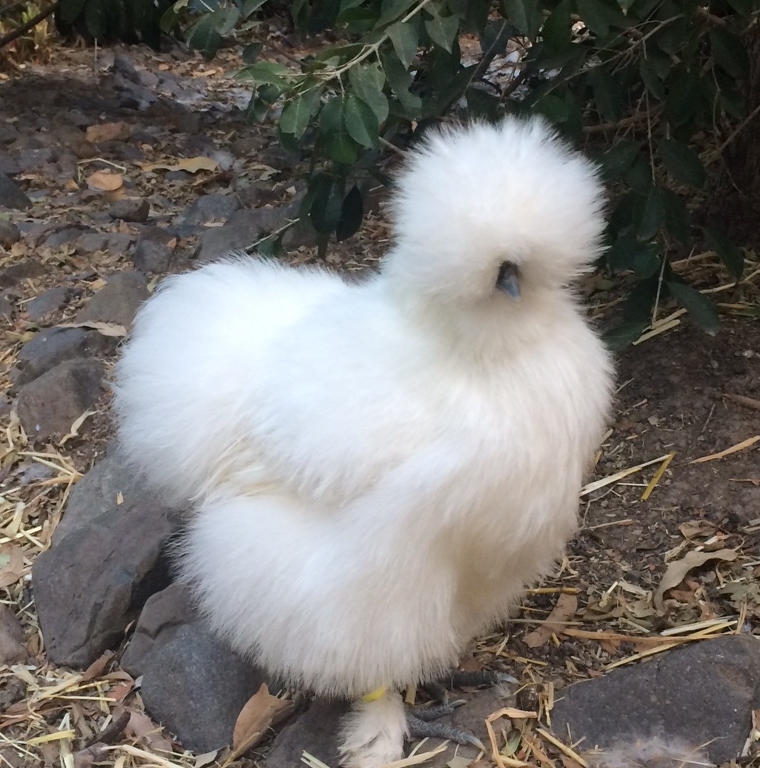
382, 117, 606, 303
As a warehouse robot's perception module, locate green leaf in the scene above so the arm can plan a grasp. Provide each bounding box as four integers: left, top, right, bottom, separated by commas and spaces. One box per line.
242, 42, 263, 64
703, 226, 744, 280
709, 27, 749, 79
665, 69, 702, 126
376, 0, 416, 27
243, 0, 269, 17
667, 281, 719, 335
320, 97, 360, 164
657, 139, 706, 188
60, 0, 87, 23
576, 0, 611, 37
661, 189, 690, 243
589, 66, 622, 122
381, 49, 422, 118
387, 20, 418, 68
541, 0, 572, 53
639, 57, 665, 100
349, 63, 389, 124
607, 236, 660, 278
344, 93, 379, 148
336, 184, 364, 240
502, 0, 542, 37
599, 141, 641, 179
235, 61, 290, 88
634, 186, 663, 241
279, 87, 324, 140
425, 12, 459, 52
309, 174, 345, 233
603, 321, 648, 352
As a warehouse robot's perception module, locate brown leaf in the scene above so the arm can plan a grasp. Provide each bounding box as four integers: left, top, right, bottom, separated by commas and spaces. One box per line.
140, 156, 219, 174
81, 650, 115, 681
0, 544, 24, 588
523, 593, 578, 648
87, 170, 124, 192
85, 122, 130, 143
654, 549, 738, 610
125, 709, 174, 754
230, 684, 295, 759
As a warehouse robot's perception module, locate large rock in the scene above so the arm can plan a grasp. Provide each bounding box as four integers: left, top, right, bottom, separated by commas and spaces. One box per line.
0, 605, 27, 665
17, 359, 104, 440
0, 259, 44, 288
140, 622, 268, 752
53, 452, 156, 544
195, 206, 298, 262
26, 287, 78, 322
120, 582, 196, 676
179, 193, 240, 226
12, 327, 115, 387
76, 271, 149, 328
132, 228, 174, 274
551, 635, 760, 765
0, 172, 31, 210
33, 495, 179, 668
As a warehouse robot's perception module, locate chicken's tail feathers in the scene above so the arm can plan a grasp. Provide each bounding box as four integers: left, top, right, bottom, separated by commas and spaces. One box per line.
388, 116, 606, 291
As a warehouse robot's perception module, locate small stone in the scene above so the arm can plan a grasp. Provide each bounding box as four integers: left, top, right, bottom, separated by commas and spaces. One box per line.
179, 194, 240, 226
0, 678, 26, 712
17, 359, 104, 440
0, 605, 27, 665
33, 495, 178, 668
109, 197, 150, 223
132, 228, 174, 273
26, 287, 77, 322
140, 623, 268, 752
12, 327, 116, 388
0, 152, 21, 176
0, 219, 20, 247
0, 172, 31, 210
14, 147, 56, 173
77, 271, 149, 328
551, 634, 760, 766
0, 295, 11, 319
75, 232, 134, 256
0, 259, 45, 288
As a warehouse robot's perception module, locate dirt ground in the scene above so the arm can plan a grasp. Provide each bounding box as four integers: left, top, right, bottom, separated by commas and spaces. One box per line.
1, 32, 760, 768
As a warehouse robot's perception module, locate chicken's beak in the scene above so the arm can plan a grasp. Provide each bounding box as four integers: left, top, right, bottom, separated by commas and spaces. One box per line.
496, 261, 521, 301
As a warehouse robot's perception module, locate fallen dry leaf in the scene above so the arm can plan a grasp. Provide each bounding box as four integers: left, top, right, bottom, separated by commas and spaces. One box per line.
141, 156, 218, 174
524, 593, 578, 648
230, 683, 295, 760
86, 121, 130, 143
57, 321, 127, 337
125, 709, 174, 754
0, 543, 24, 588
87, 170, 124, 192
654, 548, 738, 609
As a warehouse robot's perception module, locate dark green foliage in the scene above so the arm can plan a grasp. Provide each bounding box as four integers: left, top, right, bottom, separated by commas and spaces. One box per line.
76, 0, 758, 342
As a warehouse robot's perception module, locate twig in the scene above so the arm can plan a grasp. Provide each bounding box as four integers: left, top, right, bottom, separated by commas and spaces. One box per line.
582, 105, 663, 134
725, 393, 760, 413
0, 1, 58, 49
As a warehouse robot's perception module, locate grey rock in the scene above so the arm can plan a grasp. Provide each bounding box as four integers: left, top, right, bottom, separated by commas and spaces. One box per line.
109, 198, 150, 223
551, 634, 760, 766
0, 605, 27, 665
179, 194, 240, 226
0, 294, 11, 319
17, 358, 104, 439
0, 259, 45, 288
45, 226, 91, 249
195, 205, 298, 262
267, 699, 346, 768
54, 452, 154, 544
0, 152, 21, 177
26, 287, 77, 322
0, 173, 31, 210
15, 147, 56, 172
132, 228, 174, 273
75, 231, 134, 256
0, 219, 20, 247
141, 622, 268, 752
0, 677, 26, 711
13, 327, 116, 387
77, 271, 149, 328
33, 494, 178, 668
120, 582, 196, 676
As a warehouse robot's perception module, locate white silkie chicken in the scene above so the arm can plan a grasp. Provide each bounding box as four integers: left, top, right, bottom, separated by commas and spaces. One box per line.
114, 117, 613, 767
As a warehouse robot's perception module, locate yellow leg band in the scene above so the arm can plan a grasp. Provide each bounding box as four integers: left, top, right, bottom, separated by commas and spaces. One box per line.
361, 686, 388, 703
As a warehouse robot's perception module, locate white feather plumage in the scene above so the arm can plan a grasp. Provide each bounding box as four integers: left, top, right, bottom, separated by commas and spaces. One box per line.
114, 117, 614, 767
